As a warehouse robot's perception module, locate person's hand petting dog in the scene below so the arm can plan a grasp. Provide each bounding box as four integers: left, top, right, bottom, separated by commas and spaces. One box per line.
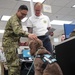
28, 33, 37, 40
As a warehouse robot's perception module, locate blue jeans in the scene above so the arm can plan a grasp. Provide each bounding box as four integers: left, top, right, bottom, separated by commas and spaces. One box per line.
38, 35, 53, 54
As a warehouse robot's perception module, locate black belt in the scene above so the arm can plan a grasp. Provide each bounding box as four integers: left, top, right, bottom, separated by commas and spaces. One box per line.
38, 35, 48, 38
38, 35, 49, 42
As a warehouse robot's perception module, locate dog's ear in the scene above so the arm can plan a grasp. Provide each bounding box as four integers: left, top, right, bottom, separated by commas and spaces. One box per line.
36, 39, 43, 48
29, 39, 43, 55
29, 40, 37, 55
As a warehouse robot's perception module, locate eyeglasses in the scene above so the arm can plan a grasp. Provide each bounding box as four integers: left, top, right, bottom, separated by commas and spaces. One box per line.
20, 11, 27, 16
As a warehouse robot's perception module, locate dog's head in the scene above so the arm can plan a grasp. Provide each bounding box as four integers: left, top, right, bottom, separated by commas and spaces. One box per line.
29, 39, 43, 55
29, 39, 50, 55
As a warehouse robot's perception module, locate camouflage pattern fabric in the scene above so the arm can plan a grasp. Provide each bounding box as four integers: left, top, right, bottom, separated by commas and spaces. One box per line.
3, 47, 21, 75
2, 14, 29, 75
2, 14, 29, 47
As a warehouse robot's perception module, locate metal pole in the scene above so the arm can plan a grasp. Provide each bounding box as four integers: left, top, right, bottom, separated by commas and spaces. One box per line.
30, 0, 34, 16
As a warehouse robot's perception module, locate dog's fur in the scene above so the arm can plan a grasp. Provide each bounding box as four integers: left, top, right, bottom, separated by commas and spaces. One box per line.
29, 39, 63, 75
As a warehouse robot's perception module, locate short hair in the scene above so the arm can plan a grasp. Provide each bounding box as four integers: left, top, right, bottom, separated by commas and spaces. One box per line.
34, 2, 43, 8
18, 5, 28, 11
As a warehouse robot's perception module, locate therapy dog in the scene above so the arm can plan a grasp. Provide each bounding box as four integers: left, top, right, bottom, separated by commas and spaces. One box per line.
29, 39, 63, 75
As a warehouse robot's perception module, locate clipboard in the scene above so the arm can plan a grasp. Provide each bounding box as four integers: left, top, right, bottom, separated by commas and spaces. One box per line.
48, 28, 56, 32
45, 28, 56, 35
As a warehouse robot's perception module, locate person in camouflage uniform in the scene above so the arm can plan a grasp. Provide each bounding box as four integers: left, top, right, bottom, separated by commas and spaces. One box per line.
2, 5, 37, 75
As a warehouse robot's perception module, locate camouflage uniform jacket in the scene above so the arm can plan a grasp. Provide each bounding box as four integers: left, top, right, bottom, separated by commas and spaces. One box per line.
2, 14, 29, 48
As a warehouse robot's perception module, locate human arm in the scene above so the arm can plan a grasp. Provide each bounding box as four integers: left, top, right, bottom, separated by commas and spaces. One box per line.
11, 18, 29, 37
47, 27, 54, 36
11, 19, 37, 40
26, 17, 34, 33
27, 27, 33, 33
47, 17, 54, 36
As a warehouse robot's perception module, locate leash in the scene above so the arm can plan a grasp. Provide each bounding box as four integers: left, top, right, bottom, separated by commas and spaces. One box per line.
26, 48, 57, 75
26, 49, 41, 75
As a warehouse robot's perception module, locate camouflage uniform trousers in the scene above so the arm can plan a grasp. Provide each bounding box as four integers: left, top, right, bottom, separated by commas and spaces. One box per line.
3, 47, 21, 75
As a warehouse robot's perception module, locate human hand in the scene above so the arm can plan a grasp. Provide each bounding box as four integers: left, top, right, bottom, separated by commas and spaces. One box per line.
28, 33, 37, 40
50, 32, 54, 36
